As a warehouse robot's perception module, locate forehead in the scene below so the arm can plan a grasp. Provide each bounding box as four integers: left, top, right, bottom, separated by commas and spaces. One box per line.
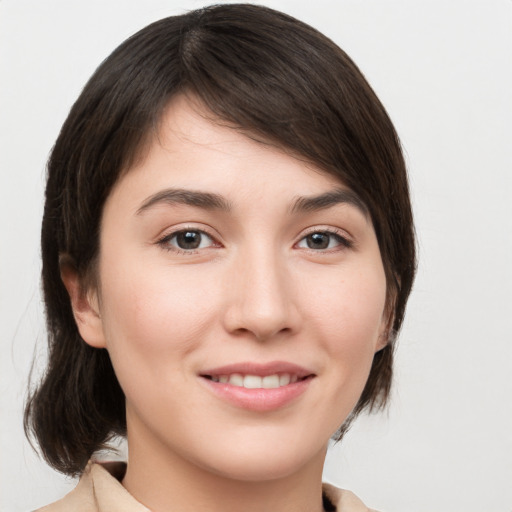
101, 94, 372, 234
121, 95, 350, 198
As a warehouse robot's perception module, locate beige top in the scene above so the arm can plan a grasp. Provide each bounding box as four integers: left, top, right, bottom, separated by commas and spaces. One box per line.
35, 461, 377, 512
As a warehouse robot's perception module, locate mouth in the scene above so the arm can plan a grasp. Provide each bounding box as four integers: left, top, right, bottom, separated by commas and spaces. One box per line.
199, 362, 315, 411
202, 373, 308, 389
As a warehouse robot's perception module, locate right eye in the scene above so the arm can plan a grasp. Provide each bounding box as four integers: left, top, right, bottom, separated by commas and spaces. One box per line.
158, 229, 217, 252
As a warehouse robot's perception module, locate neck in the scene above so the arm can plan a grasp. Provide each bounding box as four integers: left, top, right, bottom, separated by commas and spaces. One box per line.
122, 423, 327, 512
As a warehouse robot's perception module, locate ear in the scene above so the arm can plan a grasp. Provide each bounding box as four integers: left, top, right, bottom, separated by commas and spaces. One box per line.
375, 291, 397, 353
376, 323, 395, 353
60, 260, 106, 349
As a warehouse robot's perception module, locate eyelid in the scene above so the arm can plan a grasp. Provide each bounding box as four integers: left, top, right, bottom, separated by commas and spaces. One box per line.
155, 224, 222, 254
295, 226, 354, 250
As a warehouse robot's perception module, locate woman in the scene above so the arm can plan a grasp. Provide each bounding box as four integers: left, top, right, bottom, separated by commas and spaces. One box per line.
25, 4, 416, 511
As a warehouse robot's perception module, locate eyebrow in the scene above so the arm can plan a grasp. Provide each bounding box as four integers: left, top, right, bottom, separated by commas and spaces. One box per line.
290, 188, 369, 217
136, 186, 368, 218
136, 188, 232, 215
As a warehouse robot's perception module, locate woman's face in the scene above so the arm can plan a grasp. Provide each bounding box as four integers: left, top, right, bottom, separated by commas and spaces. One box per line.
81, 95, 388, 481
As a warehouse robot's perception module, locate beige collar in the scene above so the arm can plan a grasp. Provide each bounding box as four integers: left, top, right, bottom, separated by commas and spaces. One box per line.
36, 461, 375, 512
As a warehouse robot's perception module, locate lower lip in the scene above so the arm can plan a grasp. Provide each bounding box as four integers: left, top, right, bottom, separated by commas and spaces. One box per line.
200, 377, 313, 412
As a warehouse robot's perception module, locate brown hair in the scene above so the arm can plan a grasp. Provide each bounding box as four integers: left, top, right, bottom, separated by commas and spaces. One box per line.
25, 3, 416, 476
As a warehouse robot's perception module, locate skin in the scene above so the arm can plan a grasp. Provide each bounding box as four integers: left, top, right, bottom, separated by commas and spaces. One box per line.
63, 95, 389, 512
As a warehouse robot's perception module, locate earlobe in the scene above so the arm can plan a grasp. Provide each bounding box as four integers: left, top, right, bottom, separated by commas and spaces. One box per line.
376, 303, 396, 353
376, 326, 396, 353
375, 279, 399, 353
60, 259, 106, 349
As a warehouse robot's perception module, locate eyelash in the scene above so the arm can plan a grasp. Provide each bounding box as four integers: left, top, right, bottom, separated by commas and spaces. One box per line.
156, 227, 219, 254
295, 228, 353, 252
156, 227, 353, 255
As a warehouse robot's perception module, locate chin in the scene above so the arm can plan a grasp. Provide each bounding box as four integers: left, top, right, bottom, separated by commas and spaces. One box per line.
198, 438, 326, 483
208, 457, 307, 482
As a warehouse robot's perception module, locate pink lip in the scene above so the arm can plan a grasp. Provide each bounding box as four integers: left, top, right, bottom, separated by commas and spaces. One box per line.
199, 361, 315, 412
200, 361, 313, 378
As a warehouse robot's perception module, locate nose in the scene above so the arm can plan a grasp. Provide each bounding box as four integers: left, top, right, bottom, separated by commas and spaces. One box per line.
222, 247, 300, 341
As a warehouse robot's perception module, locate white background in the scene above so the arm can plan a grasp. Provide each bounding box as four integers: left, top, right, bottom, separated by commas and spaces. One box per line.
1, 1, 511, 511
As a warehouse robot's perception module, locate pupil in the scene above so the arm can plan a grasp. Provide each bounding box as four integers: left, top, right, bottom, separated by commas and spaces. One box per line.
177, 231, 201, 249
307, 233, 329, 249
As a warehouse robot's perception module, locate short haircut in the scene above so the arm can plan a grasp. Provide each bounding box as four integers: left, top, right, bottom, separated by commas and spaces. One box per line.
25, 3, 416, 476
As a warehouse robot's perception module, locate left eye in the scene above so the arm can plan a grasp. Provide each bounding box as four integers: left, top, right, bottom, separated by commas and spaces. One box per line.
162, 230, 215, 251
297, 231, 349, 250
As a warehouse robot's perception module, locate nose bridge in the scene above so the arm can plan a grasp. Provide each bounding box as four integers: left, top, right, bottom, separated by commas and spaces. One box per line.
224, 241, 297, 340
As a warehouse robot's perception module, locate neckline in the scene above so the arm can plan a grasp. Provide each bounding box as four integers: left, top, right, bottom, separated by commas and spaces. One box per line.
94, 461, 338, 511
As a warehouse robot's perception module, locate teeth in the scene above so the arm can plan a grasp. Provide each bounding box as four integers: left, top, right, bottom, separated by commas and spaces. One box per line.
279, 374, 290, 386
262, 375, 280, 389
243, 375, 262, 388
229, 373, 244, 387
210, 373, 299, 389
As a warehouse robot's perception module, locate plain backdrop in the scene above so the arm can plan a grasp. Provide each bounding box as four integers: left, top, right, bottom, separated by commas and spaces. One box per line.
1, 1, 511, 511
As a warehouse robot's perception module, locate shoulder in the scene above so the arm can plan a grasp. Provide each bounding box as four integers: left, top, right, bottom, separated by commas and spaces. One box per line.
323, 482, 380, 512
33, 467, 95, 512
33, 461, 149, 512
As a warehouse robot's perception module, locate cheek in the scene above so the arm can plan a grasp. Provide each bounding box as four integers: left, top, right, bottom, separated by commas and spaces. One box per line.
306, 264, 387, 346
301, 264, 387, 409
97, 255, 218, 377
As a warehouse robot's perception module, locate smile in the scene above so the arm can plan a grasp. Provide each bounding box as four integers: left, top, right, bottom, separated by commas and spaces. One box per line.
199, 362, 315, 411
204, 373, 302, 388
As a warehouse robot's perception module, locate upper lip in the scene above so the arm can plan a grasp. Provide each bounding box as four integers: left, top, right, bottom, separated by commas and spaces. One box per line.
200, 361, 314, 378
